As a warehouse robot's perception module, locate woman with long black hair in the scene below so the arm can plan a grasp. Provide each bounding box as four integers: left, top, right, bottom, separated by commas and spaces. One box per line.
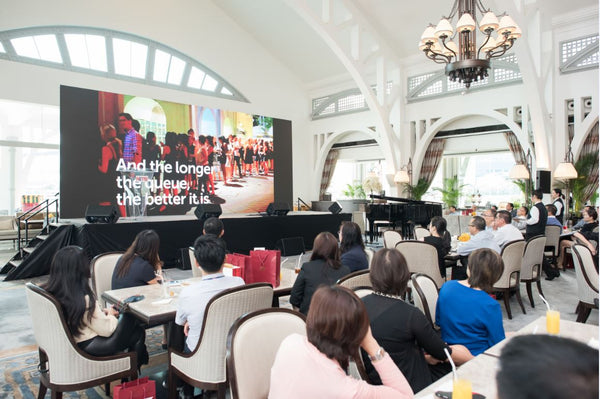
42, 246, 147, 369
112, 229, 162, 290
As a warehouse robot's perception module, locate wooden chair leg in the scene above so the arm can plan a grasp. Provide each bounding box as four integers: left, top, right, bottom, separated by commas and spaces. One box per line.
536, 279, 544, 299
168, 370, 178, 399
503, 289, 512, 319
37, 382, 47, 399
515, 286, 526, 314
217, 383, 227, 399
104, 383, 110, 396
576, 305, 592, 323
525, 282, 534, 307
51, 391, 62, 399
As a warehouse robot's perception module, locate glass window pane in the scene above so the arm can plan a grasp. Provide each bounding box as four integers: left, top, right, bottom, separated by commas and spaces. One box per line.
130, 42, 147, 78
187, 66, 205, 89
202, 75, 218, 91
0, 42, 5, 53
11, 36, 39, 59
65, 34, 89, 68
167, 55, 185, 85
153, 49, 170, 82
87, 35, 107, 71
113, 38, 131, 76
34, 35, 62, 63
221, 87, 232, 96
0, 99, 59, 144
15, 147, 60, 212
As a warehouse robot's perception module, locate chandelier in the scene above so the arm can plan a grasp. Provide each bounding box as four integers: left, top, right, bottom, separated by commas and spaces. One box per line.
419, 0, 521, 88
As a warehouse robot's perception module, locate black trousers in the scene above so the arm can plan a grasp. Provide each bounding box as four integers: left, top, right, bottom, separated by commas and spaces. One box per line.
77, 313, 147, 368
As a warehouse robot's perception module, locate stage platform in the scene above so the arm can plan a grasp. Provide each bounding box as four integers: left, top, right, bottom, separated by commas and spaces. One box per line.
4, 212, 351, 280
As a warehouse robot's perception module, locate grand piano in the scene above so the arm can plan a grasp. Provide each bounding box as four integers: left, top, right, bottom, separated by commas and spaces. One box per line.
365, 194, 442, 242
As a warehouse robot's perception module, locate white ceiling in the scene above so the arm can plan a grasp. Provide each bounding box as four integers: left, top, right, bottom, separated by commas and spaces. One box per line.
213, 0, 598, 87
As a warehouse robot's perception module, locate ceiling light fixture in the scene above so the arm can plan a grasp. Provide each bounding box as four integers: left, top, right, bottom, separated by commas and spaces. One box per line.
419, 0, 521, 88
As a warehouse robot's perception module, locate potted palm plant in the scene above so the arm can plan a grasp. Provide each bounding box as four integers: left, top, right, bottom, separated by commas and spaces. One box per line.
434, 175, 465, 209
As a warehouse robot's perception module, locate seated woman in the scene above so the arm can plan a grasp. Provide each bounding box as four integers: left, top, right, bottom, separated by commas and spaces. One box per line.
270, 285, 413, 398
362, 249, 472, 392
112, 229, 162, 290
290, 232, 350, 315
557, 208, 598, 267
423, 216, 452, 279
436, 248, 505, 356
42, 246, 147, 369
339, 221, 369, 272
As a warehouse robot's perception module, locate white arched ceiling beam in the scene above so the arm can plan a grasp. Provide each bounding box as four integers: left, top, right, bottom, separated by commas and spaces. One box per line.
286, 0, 403, 172
493, 0, 551, 170
412, 110, 530, 180
313, 128, 386, 197
571, 110, 598, 159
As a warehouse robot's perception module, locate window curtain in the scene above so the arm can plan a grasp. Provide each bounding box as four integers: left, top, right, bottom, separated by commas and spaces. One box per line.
579, 122, 599, 204
418, 138, 445, 187
320, 149, 339, 200
503, 131, 526, 164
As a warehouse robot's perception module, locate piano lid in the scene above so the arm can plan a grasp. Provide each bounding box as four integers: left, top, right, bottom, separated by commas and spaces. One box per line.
369, 194, 442, 205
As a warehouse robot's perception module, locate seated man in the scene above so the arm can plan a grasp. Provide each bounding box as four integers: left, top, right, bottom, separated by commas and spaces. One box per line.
546, 204, 563, 228
448, 205, 461, 216
481, 208, 497, 231
505, 202, 517, 218
175, 235, 244, 353
455, 216, 501, 279
496, 335, 598, 399
512, 205, 528, 230
493, 210, 524, 248
203, 216, 224, 238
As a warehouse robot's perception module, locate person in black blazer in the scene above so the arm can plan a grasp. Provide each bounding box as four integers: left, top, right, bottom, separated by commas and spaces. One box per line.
290, 232, 351, 314
339, 221, 369, 272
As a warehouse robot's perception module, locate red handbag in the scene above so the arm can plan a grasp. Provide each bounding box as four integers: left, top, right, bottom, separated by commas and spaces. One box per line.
226, 253, 250, 280
113, 376, 156, 399
248, 249, 281, 287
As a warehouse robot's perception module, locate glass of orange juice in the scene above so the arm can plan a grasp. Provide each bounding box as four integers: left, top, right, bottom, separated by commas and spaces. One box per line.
546, 310, 560, 334
453, 378, 472, 399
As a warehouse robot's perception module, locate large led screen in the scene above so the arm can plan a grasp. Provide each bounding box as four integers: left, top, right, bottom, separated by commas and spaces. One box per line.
60, 85, 292, 219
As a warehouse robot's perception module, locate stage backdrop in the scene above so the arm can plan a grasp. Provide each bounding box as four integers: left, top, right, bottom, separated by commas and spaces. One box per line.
60, 85, 293, 218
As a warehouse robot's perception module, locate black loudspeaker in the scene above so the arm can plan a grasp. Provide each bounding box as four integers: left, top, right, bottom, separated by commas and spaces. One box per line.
266, 202, 290, 216
275, 237, 305, 256
85, 204, 119, 224
194, 204, 222, 220
537, 170, 551, 193
328, 201, 342, 214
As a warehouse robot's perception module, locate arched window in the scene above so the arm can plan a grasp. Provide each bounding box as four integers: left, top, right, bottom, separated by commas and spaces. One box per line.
0, 26, 248, 102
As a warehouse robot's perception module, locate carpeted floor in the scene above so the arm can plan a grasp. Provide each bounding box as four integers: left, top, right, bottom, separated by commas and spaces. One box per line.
0, 327, 167, 399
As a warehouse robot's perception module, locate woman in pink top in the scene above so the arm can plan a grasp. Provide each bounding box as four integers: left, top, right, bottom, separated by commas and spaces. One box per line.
269, 285, 413, 399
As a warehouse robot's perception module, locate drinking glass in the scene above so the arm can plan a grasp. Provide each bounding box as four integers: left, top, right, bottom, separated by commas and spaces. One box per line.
453, 379, 472, 399
546, 310, 560, 334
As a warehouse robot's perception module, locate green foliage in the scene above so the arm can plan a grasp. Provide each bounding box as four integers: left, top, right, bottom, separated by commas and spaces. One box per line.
402, 178, 431, 201
556, 153, 598, 211
342, 183, 366, 199
433, 176, 465, 208
512, 179, 533, 206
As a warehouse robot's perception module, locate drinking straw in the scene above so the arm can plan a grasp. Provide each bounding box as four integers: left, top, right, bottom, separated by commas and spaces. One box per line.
444, 347, 457, 381
539, 294, 551, 311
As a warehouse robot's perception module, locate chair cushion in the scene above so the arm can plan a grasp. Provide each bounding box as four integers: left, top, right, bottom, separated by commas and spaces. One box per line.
0, 218, 15, 230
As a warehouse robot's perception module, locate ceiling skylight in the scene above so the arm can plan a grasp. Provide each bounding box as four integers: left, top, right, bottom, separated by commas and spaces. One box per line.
167, 56, 186, 85
0, 42, 5, 53
11, 35, 62, 63
64, 34, 107, 71
153, 49, 187, 85
113, 38, 147, 79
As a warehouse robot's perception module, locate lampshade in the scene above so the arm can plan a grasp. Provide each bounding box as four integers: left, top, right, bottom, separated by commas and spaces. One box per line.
456, 12, 476, 32
497, 15, 517, 35
480, 36, 497, 53
554, 162, 578, 180
508, 163, 530, 179
444, 40, 459, 55
394, 170, 410, 184
479, 11, 499, 32
435, 18, 454, 38
421, 25, 437, 44
509, 25, 522, 39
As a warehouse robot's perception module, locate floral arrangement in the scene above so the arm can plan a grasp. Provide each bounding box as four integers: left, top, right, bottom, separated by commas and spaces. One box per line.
458, 233, 471, 242
363, 175, 382, 194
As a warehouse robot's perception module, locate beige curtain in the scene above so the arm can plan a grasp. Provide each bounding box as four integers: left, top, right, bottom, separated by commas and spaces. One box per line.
418, 138, 445, 187
320, 149, 339, 200
579, 122, 599, 204
504, 131, 526, 164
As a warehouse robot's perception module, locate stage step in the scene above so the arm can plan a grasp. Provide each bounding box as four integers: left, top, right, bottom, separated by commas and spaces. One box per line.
37, 234, 49, 241
23, 247, 36, 255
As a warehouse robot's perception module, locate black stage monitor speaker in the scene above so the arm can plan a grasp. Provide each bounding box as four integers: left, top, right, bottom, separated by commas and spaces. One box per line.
194, 204, 222, 220
266, 202, 290, 216
275, 237, 305, 256
328, 201, 342, 214
85, 204, 119, 224
537, 170, 551, 194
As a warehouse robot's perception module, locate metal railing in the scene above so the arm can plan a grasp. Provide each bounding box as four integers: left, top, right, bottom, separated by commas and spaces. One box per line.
17, 194, 59, 253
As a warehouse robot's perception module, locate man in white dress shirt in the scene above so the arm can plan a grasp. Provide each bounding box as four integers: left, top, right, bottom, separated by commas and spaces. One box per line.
493, 210, 524, 249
